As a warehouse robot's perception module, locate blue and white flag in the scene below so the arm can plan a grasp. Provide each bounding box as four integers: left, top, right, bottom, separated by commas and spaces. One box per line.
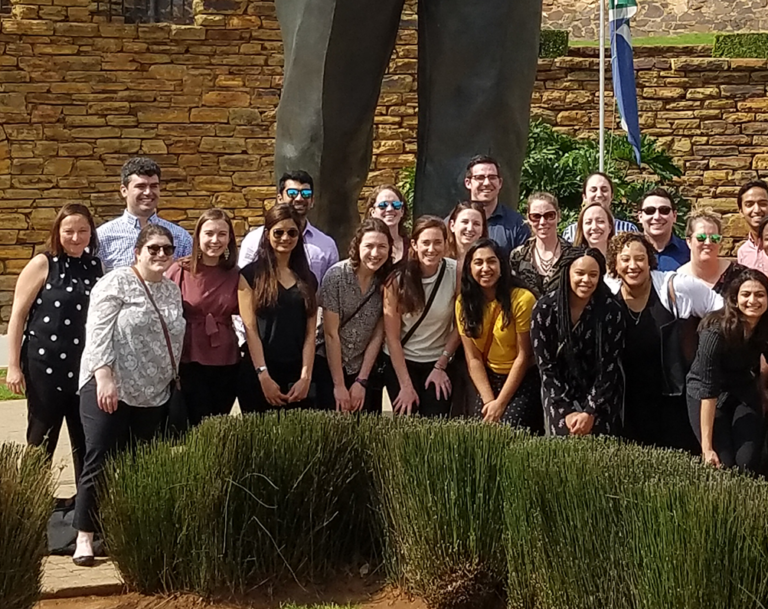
610, 0, 642, 165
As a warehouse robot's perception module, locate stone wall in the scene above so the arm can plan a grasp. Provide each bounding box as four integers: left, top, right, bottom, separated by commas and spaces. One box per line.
530, 53, 768, 256
542, 0, 768, 40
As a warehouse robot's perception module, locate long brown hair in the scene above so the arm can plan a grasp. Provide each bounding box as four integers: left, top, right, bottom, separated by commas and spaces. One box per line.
388, 215, 448, 315
366, 184, 409, 239
47, 203, 99, 256
446, 201, 488, 258
574, 202, 615, 247
700, 269, 768, 347
189, 208, 237, 274
251, 204, 317, 313
348, 217, 394, 281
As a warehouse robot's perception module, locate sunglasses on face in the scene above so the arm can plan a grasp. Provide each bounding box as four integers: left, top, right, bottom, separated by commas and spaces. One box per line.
694, 233, 722, 244
146, 244, 175, 256
272, 228, 299, 239
376, 200, 404, 211
528, 211, 557, 223
285, 188, 313, 200
641, 205, 673, 216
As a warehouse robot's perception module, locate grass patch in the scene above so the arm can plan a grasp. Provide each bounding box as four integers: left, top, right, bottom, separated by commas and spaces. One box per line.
0, 443, 54, 609
571, 33, 715, 47
0, 368, 24, 401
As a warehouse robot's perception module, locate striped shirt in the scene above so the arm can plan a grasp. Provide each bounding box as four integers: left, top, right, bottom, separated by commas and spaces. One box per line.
97, 210, 193, 272
561, 218, 639, 243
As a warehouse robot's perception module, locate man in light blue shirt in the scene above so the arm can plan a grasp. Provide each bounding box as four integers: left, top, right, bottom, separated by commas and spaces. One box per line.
97, 157, 193, 272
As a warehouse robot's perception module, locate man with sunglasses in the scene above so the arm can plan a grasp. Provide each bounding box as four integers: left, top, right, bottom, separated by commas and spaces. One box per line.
463, 155, 530, 259
638, 187, 689, 272
97, 157, 193, 272
238, 170, 339, 284
736, 180, 768, 275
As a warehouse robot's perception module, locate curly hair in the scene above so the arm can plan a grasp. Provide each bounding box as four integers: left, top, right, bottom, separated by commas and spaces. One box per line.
121, 157, 161, 186
446, 201, 488, 258
348, 217, 394, 281
700, 269, 768, 347
574, 202, 615, 248
459, 238, 526, 339
685, 208, 722, 238
365, 184, 409, 239
606, 232, 658, 277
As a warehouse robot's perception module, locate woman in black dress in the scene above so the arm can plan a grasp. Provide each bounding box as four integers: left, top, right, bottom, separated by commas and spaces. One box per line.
607, 232, 722, 452
237, 204, 318, 411
6, 203, 102, 482
687, 270, 768, 472
531, 248, 625, 436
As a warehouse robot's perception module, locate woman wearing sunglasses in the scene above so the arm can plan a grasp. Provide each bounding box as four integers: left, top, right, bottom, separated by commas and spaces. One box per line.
367, 184, 409, 263
677, 209, 746, 295
74, 224, 185, 566
531, 248, 625, 436
687, 270, 768, 473
383, 215, 460, 416
238, 204, 318, 412
607, 232, 722, 453
510, 192, 574, 299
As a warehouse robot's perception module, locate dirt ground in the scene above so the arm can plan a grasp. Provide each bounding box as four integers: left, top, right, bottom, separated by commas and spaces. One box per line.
36, 579, 428, 609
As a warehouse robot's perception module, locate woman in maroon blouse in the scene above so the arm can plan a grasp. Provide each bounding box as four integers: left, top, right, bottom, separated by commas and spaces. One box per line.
167, 208, 240, 426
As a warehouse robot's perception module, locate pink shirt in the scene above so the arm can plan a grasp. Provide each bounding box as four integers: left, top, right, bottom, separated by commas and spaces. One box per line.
736, 234, 768, 277
166, 262, 240, 366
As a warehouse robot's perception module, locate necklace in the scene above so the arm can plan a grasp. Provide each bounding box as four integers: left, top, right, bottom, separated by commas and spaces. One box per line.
625, 306, 644, 325
534, 242, 560, 276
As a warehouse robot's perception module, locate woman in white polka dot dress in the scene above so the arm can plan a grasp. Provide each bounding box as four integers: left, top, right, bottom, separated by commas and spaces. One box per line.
6, 203, 103, 483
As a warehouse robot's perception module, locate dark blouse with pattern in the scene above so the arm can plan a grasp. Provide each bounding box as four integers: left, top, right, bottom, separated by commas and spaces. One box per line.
531, 292, 626, 436
509, 237, 575, 299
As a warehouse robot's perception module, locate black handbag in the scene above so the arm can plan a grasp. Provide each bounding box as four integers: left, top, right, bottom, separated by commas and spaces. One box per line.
131, 266, 189, 437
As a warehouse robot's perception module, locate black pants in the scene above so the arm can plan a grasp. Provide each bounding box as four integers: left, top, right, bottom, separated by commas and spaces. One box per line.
73, 378, 167, 533
274, 0, 543, 245
237, 350, 313, 414
24, 368, 86, 485
179, 362, 239, 426
381, 353, 450, 417
313, 354, 382, 413
688, 393, 766, 473
469, 366, 544, 433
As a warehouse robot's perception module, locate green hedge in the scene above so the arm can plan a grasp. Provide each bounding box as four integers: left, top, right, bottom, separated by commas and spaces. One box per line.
102, 413, 768, 608
713, 33, 768, 58
0, 444, 54, 609
539, 30, 569, 59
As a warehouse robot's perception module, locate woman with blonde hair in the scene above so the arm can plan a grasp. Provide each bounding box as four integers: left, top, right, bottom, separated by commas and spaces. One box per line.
166, 208, 240, 426
367, 184, 409, 262
573, 202, 616, 255
677, 208, 746, 295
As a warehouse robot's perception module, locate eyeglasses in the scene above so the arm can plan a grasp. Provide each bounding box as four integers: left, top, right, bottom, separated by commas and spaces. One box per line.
285, 188, 313, 200
471, 174, 500, 183
272, 228, 300, 239
694, 233, 722, 244
528, 211, 557, 223
376, 200, 404, 211
641, 205, 673, 216
146, 244, 175, 256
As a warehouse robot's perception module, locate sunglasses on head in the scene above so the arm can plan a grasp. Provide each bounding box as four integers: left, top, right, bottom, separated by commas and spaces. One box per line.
285, 188, 313, 200
641, 205, 673, 216
146, 244, 175, 256
694, 233, 722, 244
528, 211, 557, 223
376, 200, 404, 211
272, 228, 299, 239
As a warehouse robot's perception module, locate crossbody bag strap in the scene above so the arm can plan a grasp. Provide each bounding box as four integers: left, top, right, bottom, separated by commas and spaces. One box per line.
401, 259, 447, 348
482, 304, 503, 360
317, 281, 379, 348
131, 266, 180, 388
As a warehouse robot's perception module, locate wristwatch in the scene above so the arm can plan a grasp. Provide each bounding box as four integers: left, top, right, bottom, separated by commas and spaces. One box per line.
354, 377, 369, 389
255, 365, 268, 377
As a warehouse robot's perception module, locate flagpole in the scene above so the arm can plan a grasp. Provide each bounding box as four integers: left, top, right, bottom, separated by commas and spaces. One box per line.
599, 0, 606, 172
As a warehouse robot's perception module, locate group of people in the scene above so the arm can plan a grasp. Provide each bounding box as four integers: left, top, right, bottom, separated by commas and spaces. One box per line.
7, 154, 768, 567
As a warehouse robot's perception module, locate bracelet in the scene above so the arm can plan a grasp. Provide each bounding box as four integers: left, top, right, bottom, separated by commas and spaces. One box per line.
433, 364, 446, 372
354, 377, 369, 389
441, 349, 454, 362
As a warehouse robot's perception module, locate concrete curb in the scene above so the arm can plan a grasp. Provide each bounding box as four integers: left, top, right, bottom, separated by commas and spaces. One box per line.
41, 556, 125, 600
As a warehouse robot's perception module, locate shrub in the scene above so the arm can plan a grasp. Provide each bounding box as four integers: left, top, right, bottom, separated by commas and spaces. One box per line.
713, 33, 768, 58
539, 30, 569, 58
0, 444, 54, 609
370, 420, 523, 609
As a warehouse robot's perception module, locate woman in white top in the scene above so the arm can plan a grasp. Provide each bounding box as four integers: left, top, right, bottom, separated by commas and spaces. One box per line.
73, 224, 184, 567
383, 216, 460, 416
607, 232, 722, 453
